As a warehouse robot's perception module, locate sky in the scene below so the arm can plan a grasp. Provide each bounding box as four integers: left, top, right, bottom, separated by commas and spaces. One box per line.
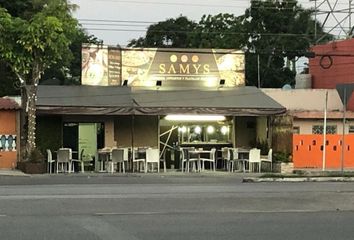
70, 0, 250, 46
70, 0, 353, 72
70, 0, 352, 47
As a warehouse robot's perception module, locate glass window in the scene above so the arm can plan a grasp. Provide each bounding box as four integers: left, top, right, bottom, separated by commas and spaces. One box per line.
178, 123, 231, 144
312, 125, 337, 134
349, 126, 354, 133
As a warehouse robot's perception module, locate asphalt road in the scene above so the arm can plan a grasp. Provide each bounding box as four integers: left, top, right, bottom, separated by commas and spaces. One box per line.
1, 173, 354, 240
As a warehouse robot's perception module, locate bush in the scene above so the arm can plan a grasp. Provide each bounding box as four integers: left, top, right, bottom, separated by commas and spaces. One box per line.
273, 151, 291, 163
251, 138, 269, 155
28, 148, 45, 163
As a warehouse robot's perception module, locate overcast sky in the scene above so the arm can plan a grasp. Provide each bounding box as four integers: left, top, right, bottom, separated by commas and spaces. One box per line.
70, 0, 351, 48
70, 0, 351, 72
70, 0, 250, 46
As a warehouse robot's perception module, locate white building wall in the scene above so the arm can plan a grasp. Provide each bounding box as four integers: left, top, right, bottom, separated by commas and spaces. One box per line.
294, 119, 354, 134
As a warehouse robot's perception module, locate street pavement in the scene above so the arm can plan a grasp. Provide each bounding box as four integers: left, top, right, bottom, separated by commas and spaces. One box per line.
1, 172, 354, 239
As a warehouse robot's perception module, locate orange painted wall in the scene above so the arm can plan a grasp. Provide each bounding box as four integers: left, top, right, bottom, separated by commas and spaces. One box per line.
0, 110, 17, 169
309, 39, 354, 111
293, 134, 354, 169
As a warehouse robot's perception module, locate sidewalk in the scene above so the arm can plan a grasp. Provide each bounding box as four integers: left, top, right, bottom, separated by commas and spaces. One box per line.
0, 169, 30, 177
243, 169, 354, 182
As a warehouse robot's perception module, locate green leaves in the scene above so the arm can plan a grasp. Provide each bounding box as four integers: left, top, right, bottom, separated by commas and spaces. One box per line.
0, 1, 77, 84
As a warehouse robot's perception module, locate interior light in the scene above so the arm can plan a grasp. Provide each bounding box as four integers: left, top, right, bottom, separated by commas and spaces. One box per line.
194, 126, 202, 134
178, 126, 187, 133
221, 126, 229, 135
165, 115, 226, 121
207, 126, 214, 134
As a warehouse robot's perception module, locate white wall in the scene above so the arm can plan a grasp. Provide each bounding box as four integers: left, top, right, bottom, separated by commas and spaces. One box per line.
294, 119, 354, 134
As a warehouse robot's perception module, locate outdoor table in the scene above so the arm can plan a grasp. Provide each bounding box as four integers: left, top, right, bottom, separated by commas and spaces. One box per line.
188, 149, 212, 172
97, 149, 111, 172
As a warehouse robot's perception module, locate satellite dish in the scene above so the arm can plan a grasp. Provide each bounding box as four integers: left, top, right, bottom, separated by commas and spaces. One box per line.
282, 84, 292, 90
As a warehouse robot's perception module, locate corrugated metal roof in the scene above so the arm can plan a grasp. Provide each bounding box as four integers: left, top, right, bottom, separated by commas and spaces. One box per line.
0, 98, 20, 110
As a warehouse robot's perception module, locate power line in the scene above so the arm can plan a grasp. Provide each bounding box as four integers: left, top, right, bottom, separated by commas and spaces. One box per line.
83, 27, 335, 38
88, 0, 248, 8
79, 19, 156, 24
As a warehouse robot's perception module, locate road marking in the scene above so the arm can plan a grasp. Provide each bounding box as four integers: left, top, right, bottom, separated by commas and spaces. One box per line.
94, 209, 350, 216
95, 211, 166, 216
0, 214, 7, 217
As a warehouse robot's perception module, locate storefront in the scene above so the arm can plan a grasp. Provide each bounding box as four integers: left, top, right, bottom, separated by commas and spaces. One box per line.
35, 46, 285, 170
36, 85, 284, 165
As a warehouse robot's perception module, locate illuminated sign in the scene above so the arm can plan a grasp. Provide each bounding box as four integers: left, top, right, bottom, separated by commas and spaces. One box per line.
82, 45, 245, 87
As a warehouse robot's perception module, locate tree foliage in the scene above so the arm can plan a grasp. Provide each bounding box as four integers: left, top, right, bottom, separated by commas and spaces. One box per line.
0, 0, 101, 96
243, 0, 332, 87
128, 0, 331, 88
128, 16, 197, 47
191, 13, 246, 49
0, 0, 95, 156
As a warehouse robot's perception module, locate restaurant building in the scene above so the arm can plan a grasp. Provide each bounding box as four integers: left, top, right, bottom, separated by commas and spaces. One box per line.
36, 46, 285, 168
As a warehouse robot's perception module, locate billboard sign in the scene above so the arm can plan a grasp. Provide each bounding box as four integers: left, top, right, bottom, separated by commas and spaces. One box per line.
82, 45, 245, 87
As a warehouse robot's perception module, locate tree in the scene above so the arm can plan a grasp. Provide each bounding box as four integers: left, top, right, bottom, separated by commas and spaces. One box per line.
191, 13, 246, 49
243, 0, 332, 87
128, 16, 197, 47
0, 0, 79, 156
129, 1, 330, 88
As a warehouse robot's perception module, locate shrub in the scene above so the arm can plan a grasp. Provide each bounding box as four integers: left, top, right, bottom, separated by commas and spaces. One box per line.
251, 138, 269, 155
28, 148, 45, 163
273, 151, 291, 163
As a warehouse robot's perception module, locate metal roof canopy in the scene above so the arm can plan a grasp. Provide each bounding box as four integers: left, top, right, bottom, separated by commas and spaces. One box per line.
36, 85, 285, 116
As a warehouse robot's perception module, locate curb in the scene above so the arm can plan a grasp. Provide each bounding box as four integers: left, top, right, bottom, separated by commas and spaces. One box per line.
0, 170, 30, 177
243, 177, 354, 183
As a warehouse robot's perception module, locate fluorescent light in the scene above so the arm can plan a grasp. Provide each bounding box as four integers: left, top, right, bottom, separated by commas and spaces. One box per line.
165, 115, 226, 121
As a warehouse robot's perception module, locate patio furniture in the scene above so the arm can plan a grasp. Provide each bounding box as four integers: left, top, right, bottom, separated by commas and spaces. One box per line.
111, 148, 125, 173
132, 148, 145, 172
97, 148, 111, 172
80, 149, 95, 173
189, 149, 212, 172
159, 150, 167, 173
46, 149, 56, 174
230, 148, 248, 173
200, 148, 216, 171
248, 148, 261, 173
145, 148, 160, 173
221, 147, 232, 171
180, 147, 188, 172
56, 148, 71, 173
70, 149, 84, 173
260, 149, 273, 172
179, 147, 197, 172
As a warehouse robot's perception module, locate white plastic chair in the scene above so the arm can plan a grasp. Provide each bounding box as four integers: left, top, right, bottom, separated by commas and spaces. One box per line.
221, 147, 232, 171
56, 148, 71, 173
145, 148, 160, 173
260, 149, 273, 172
180, 147, 198, 172
180, 148, 188, 172
46, 149, 56, 174
70, 149, 84, 173
132, 148, 145, 172
248, 148, 261, 173
111, 148, 125, 173
231, 148, 248, 173
200, 148, 216, 171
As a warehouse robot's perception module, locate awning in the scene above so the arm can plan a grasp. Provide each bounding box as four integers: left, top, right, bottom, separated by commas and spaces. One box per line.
36, 85, 285, 116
